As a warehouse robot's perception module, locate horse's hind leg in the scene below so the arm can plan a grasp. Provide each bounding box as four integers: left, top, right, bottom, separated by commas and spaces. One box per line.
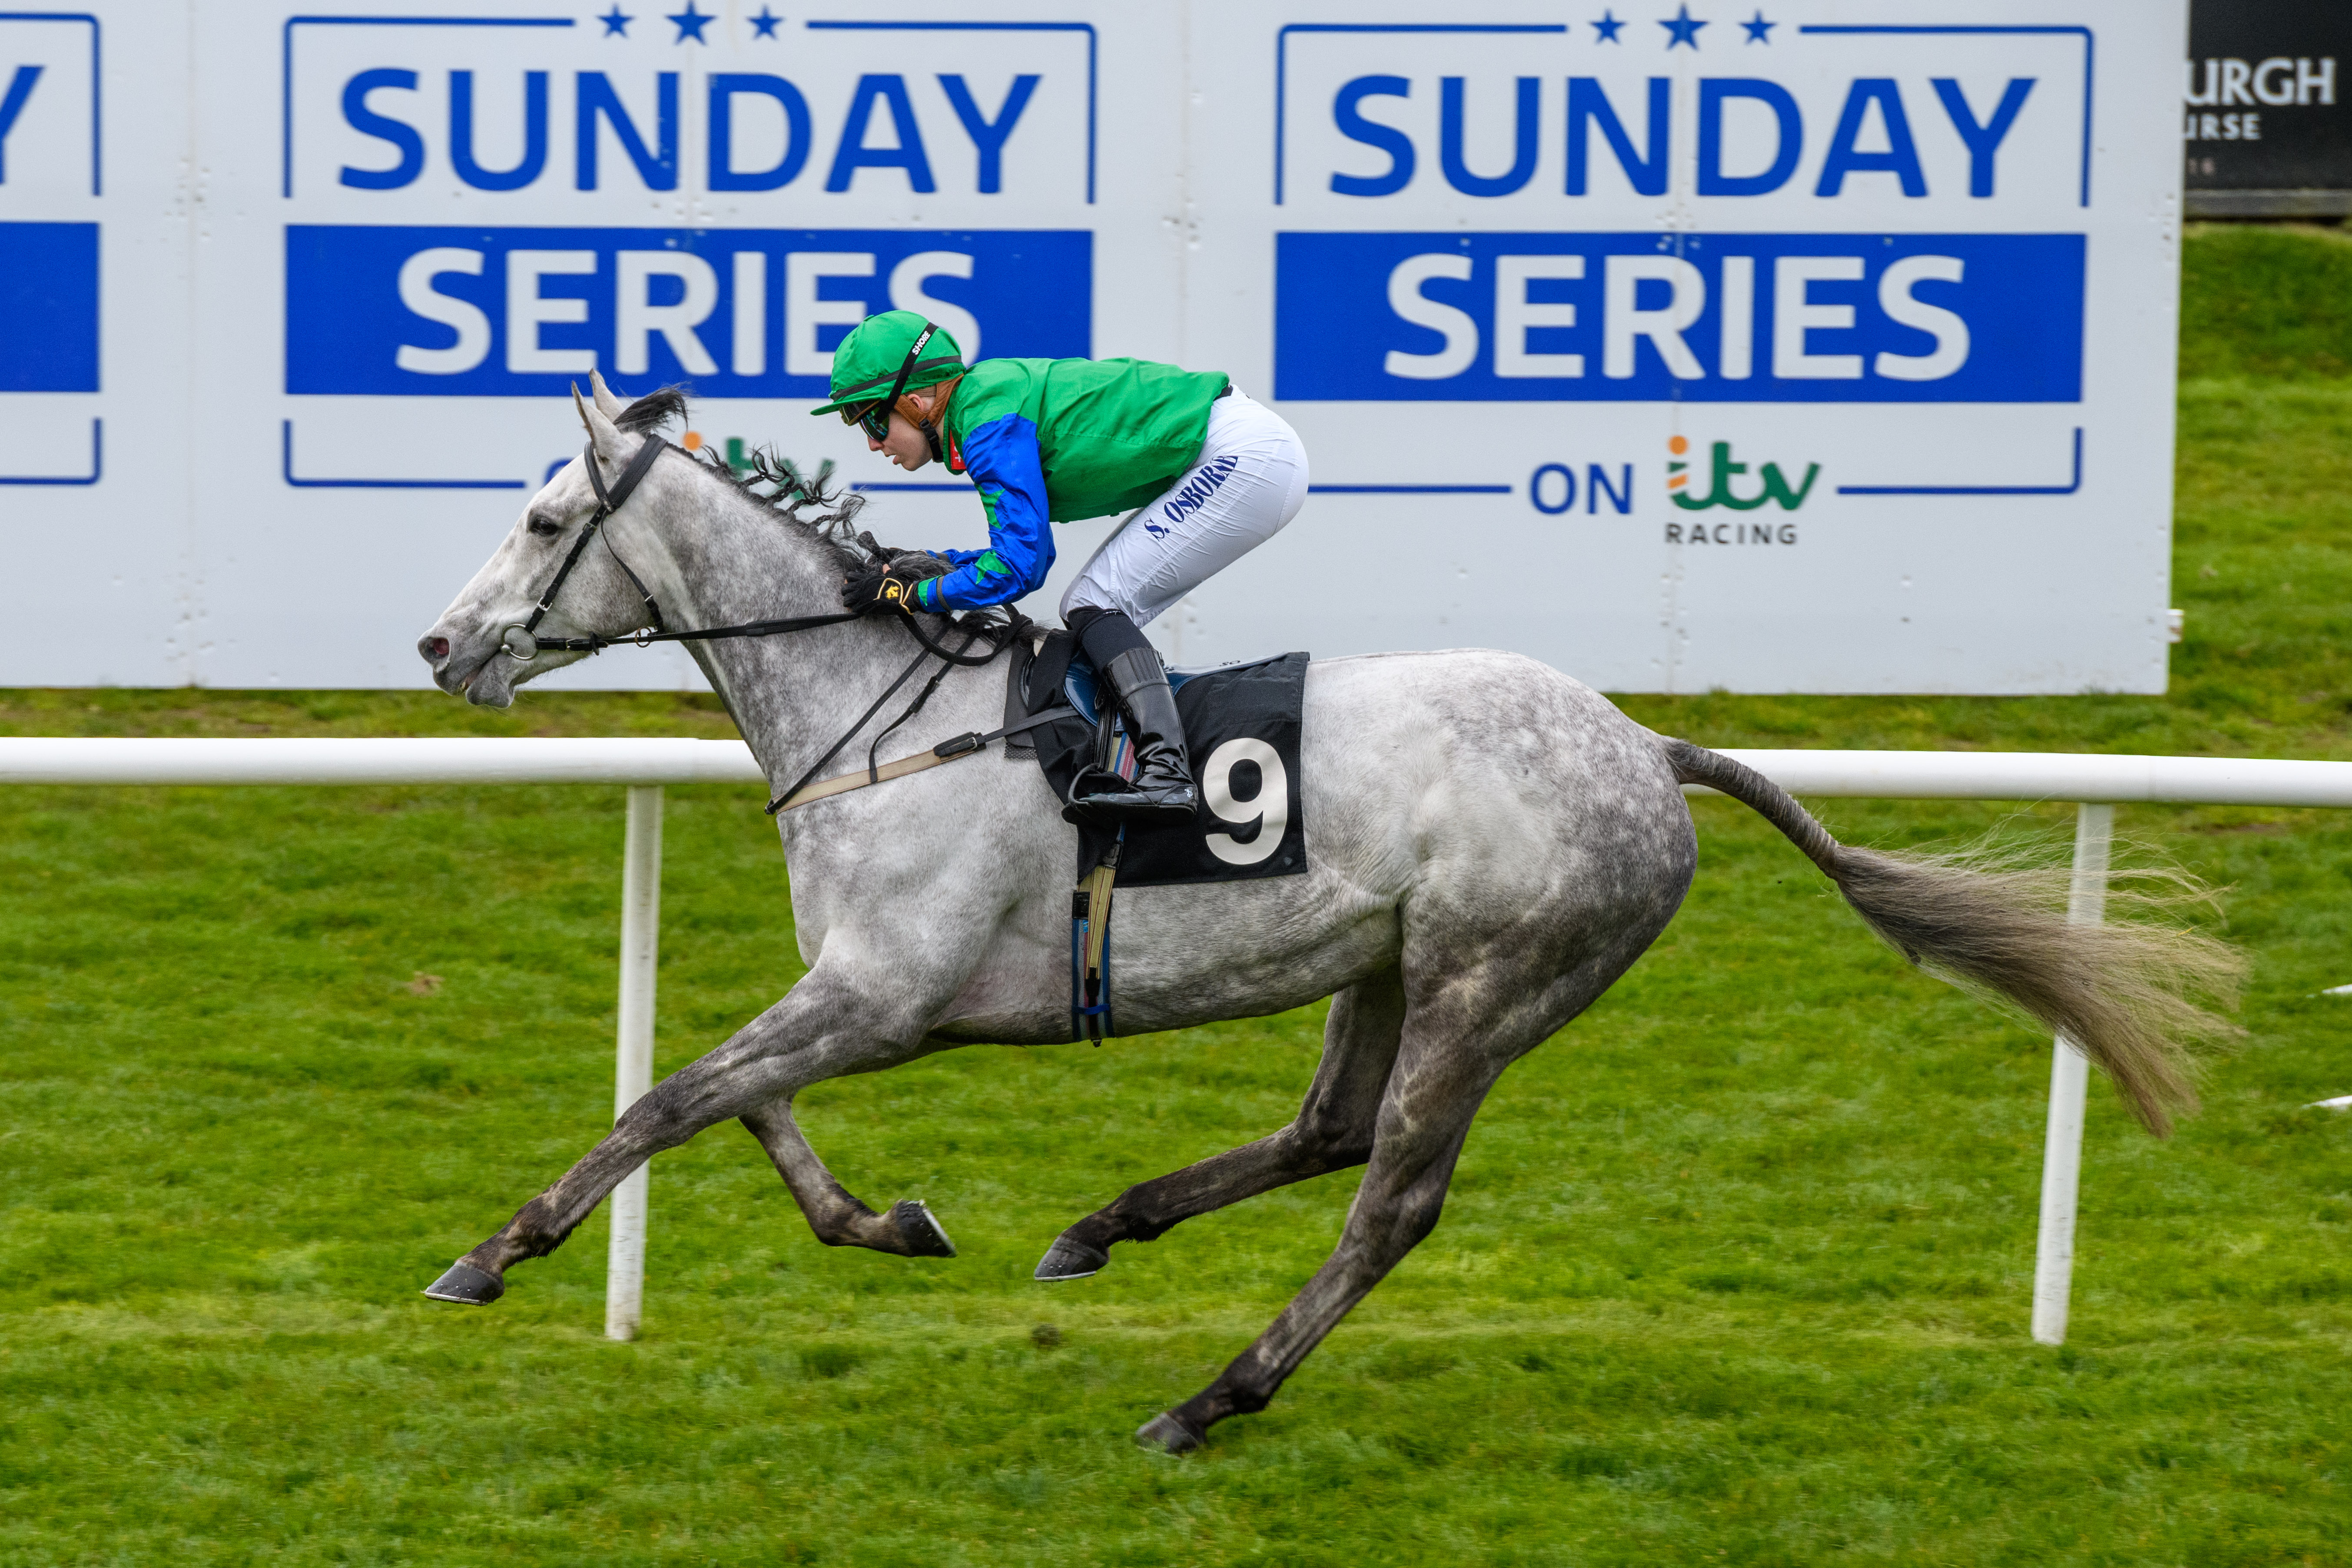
739, 1100, 956, 1258
1033, 967, 1407, 1280
1136, 931, 1662, 1453
1133, 1018, 1506, 1452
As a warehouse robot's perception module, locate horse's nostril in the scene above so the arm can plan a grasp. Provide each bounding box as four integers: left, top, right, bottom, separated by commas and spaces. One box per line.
426, 636, 450, 660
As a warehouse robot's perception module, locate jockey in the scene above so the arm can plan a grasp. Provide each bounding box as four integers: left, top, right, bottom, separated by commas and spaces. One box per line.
813, 310, 1309, 825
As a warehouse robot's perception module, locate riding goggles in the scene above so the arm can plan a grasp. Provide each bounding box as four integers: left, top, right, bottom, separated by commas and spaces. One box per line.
841, 399, 895, 442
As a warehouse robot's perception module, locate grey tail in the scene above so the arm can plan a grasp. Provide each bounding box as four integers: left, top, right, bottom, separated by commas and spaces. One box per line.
1662, 738, 2244, 1138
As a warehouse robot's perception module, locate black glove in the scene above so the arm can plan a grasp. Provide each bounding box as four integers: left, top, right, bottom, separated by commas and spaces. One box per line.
841, 561, 926, 615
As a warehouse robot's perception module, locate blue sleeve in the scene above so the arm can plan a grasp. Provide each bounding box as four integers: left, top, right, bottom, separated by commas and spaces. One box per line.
915, 413, 1053, 612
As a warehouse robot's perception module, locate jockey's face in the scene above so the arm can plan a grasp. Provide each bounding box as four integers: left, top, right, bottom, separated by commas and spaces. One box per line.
869, 395, 934, 471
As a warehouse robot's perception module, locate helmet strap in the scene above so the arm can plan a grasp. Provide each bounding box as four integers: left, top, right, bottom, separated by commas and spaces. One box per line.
906, 374, 960, 463
860, 320, 955, 457
877, 321, 935, 418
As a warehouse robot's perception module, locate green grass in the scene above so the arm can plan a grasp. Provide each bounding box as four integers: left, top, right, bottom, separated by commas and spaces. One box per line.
2180, 223, 2352, 384
4, 228, 2351, 1565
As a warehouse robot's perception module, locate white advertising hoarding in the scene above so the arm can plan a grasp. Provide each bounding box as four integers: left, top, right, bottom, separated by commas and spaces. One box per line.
0, 0, 2183, 693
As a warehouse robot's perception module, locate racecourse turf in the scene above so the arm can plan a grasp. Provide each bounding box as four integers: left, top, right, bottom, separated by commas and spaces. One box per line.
2, 226, 2348, 1565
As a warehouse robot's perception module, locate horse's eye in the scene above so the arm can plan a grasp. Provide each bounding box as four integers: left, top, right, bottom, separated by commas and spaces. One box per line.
527, 516, 562, 538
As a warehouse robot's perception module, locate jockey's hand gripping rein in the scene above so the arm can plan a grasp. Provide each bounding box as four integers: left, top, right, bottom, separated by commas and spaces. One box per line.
840, 559, 936, 616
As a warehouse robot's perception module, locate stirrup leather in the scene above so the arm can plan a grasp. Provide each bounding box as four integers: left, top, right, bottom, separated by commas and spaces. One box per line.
1070, 840, 1120, 1042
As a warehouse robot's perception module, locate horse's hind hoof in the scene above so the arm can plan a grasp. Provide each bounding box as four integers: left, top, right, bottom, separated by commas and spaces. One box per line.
889, 1200, 957, 1258
1135, 1411, 1204, 1454
1033, 1235, 1109, 1281
421, 1260, 504, 1305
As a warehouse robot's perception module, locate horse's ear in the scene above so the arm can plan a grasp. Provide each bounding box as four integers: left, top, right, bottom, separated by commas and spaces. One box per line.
572, 381, 624, 467
588, 368, 627, 421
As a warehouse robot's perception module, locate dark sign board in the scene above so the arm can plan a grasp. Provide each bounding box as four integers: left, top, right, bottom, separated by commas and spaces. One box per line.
2187, 0, 2352, 215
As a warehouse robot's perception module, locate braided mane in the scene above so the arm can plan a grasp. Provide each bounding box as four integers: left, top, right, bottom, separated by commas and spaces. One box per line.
612, 383, 876, 572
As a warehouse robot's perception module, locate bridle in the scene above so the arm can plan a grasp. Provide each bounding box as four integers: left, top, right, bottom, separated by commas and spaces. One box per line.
498, 437, 865, 662
496, 431, 1024, 814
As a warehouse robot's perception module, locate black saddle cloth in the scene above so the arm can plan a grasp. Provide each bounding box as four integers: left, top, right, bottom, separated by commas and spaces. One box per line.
1012, 630, 1308, 888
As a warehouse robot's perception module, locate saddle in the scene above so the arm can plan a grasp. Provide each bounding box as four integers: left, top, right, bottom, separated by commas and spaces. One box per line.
1006, 630, 1309, 1044
765, 623, 1308, 1044
1038, 635, 1215, 728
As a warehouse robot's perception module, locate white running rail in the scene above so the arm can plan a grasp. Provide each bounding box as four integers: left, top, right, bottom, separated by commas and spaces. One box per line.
0, 736, 767, 786
7, 737, 2352, 804
9, 737, 2348, 1344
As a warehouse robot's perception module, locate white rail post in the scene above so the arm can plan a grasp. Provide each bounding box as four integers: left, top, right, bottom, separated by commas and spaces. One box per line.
2031, 801, 2113, 1346
605, 785, 663, 1342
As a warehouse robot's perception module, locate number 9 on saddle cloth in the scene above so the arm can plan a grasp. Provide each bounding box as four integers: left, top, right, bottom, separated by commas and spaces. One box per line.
1014, 630, 1308, 889
1015, 630, 1306, 1044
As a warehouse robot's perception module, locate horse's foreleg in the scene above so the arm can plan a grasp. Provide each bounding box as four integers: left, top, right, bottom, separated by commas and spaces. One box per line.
1033, 967, 1407, 1281
739, 1101, 956, 1257
422, 971, 932, 1304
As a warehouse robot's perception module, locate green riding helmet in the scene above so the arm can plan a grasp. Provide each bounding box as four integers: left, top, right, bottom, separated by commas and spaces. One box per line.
808, 310, 966, 429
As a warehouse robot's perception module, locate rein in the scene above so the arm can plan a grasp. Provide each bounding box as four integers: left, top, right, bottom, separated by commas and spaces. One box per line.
498, 432, 1033, 818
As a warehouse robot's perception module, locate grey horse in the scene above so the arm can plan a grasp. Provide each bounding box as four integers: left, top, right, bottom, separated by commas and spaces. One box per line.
415, 378, 2238, 1452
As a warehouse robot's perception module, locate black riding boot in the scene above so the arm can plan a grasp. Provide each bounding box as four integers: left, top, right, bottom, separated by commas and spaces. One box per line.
1065, 645, 1198, 824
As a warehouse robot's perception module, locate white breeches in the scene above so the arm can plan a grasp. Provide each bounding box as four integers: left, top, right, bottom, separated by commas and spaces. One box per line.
1058, 390, 1310, 629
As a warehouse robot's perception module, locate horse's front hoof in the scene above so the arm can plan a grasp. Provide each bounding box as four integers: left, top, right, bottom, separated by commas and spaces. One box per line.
889, 1200, 957, 1258
1033, 1235, 1109, 1281
421, 1260, 505, 1305
1135, 1411, 1204, 1454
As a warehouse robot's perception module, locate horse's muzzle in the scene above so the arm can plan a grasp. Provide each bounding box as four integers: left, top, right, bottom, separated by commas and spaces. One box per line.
417, 626, 497, 701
